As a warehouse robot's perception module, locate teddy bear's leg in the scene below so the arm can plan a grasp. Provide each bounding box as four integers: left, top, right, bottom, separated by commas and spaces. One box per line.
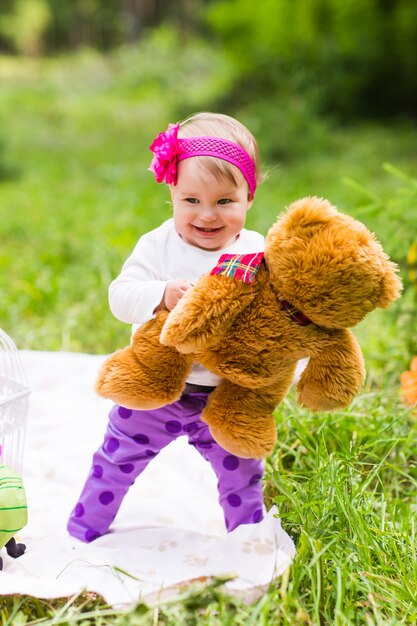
202, 381, 285, 459
96, 313, 194, 410
5, 537, 26, 559
297, 329, 366, 411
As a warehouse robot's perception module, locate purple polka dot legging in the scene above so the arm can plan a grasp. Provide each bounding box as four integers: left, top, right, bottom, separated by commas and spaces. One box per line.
67, 392, 265, 542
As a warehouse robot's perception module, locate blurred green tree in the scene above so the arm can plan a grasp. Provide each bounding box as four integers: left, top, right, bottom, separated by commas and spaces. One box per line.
1, 0, 416, 135
0, 0, 51, 56
206, 0, 417, 119
0, 0, 206, 54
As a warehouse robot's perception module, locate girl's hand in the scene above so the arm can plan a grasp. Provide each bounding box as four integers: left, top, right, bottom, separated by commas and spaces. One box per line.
155, 279, 192, 312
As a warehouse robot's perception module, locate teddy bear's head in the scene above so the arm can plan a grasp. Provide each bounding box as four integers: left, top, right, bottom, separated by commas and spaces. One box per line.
265, 196, 402, 329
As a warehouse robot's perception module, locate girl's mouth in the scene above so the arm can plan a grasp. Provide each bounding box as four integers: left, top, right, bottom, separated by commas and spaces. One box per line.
193, 226, 223, 234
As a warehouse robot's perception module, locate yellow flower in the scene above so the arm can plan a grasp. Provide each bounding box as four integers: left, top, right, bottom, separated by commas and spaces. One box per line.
407, 242, 417, 291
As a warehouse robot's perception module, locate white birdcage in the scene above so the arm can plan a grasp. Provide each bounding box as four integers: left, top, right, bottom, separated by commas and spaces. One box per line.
0, 329, 30, 474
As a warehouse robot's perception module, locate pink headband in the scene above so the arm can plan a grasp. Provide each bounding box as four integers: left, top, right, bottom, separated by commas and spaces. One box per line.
149, 123, 257, 197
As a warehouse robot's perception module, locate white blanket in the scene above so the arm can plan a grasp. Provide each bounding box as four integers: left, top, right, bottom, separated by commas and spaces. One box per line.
0, 351, 295, 609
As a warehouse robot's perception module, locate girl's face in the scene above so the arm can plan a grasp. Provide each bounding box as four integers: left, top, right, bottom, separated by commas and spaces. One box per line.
170, 158, 254, 251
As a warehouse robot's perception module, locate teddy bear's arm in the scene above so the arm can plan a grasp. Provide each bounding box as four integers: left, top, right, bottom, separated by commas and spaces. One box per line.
96, 310, 194, 409
160, 274, 255, 353
297, 328, 366, 411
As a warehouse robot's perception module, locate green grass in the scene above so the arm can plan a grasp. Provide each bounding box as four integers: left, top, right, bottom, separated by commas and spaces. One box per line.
1, 393, 416, 625
0, 46, 417, 624
268, 392, 417, 624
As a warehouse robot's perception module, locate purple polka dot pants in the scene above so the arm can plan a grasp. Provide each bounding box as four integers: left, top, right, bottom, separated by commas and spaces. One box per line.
67, 392, 264, 542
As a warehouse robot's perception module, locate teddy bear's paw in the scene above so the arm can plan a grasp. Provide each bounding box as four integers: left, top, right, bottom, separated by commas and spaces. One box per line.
209, 424, 276, 460
96, 351, 183, 410
297, 385, 351, 411
160, 322, 216, 354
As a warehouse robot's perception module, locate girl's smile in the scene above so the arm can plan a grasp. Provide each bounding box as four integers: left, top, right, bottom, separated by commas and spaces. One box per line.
170, 159, 253, 251
192, 225, 224, 235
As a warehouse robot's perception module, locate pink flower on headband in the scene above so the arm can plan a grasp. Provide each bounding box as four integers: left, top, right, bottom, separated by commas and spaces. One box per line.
148, 123, 180, 185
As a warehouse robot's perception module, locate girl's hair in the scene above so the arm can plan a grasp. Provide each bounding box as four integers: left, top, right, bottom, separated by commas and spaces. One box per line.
178, 112, 263, 192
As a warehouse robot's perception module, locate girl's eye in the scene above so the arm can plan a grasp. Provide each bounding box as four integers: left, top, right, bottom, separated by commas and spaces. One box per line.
185, 197, 199, 204
218, 198, 231, 205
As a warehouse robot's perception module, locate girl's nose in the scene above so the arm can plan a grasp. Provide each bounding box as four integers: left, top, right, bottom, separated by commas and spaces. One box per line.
200, 205, 217, 221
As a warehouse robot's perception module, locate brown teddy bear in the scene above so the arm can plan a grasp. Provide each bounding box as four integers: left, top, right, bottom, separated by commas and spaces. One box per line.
96, 197, 402, 459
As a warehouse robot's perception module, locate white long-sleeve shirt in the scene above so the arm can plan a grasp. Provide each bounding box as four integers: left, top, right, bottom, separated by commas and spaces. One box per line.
109, 218, 265, 385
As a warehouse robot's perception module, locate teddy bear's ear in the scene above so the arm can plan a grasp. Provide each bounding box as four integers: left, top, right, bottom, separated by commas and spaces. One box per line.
377, 259, 403, 308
